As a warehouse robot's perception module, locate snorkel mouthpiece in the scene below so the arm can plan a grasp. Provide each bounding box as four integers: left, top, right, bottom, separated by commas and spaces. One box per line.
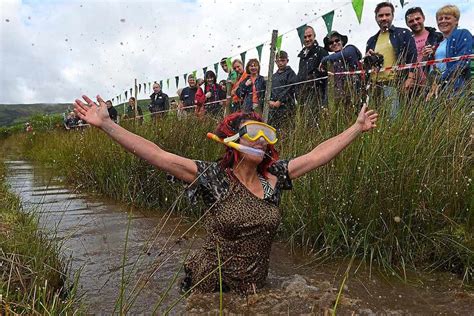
207, 133, 265, 158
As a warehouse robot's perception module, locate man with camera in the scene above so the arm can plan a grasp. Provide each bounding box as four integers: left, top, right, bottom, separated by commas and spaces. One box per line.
366, 2, 417, 117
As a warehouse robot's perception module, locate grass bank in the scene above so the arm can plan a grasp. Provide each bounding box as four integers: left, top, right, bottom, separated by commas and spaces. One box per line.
0, 162, 81, 314
11, 89, 473, 284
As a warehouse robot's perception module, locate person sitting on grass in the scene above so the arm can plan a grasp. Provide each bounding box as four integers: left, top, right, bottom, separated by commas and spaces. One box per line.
73, 94, 378, 294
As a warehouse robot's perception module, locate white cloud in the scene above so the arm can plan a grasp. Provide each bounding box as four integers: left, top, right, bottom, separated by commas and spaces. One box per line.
0, 0, 472, 104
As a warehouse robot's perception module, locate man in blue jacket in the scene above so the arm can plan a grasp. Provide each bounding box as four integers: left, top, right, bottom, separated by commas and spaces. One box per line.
366, 2, 417, 117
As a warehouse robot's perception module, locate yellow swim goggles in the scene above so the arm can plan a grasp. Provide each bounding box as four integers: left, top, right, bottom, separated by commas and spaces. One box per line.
224, 121, 278, 145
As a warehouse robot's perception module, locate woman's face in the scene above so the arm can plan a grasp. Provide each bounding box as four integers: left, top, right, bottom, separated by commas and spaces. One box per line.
233, 62, 244, 74
236, 120, 268, 163
128, 98, 135, 107
206, 76, 215, 84
329, 36, 343, 52
437, 14, 458, 36
249, 62, 259, 75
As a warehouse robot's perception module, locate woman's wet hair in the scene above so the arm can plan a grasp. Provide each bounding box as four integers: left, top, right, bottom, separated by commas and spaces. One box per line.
214, 111, 278, 177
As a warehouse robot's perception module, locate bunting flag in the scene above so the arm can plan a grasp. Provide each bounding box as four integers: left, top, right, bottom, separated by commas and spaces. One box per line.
192, 70, 197, 79
130, 88, 133, 97
322, 10, 335, 33
148, 82, 151, 92
139, 84, 141, 94
275, 35, 283, 53
112, 98, 114, 104
125, 91, 128, 99
183, 73, 187, 82
175, 76, 179, 88
400, 0, 405, 7
352, 0, 364, 23
203, 66, 207, 77
143, 82, 146, 93
256, 44, 264, 61
297, 24, 307, 46
166, 79, 170, 89
226, 57, 232, 71
240, 52, 246, 66
214, 63, 219, 76
160, 80, 163, 90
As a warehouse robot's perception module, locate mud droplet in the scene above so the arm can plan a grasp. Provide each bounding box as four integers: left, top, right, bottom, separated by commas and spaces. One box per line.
5, 19, 10, 22
120, 18, 126, 22
120, 42, 124, 45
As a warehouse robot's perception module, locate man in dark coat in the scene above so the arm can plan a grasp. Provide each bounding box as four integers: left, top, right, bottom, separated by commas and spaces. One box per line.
296, 26, 329, 106
269, 50, 297, 129
149, 83, 169, 121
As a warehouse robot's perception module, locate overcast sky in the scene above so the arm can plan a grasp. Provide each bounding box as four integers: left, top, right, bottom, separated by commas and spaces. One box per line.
0, 0, 472, 104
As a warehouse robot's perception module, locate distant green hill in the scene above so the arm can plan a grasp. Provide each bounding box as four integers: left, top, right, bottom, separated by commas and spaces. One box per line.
0, 103, 71, 127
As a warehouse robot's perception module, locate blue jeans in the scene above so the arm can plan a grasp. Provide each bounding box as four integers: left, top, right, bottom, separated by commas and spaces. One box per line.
383, 85, 400, 119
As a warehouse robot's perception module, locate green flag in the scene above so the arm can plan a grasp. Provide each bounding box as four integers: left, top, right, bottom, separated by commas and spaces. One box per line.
159, 80, 162, 90
203, 67, 207, 77
124, 91, 128, 99
183, 74, 187, 82
166, 79, 169, 89
322, 10, 335, 33
143, 82, 146, 93
297, 24, 307, 46
400, 0, 405, 7
175, 76, 179, 88
256, 44, 264, 61
352, 0, 364, 24
240, 52, 246, 66
226, 57, 232, 72
275, 35, 283, 53
138, 84, 141, 94
130, 88, 132, 96
192, 70, 197, 79
149, 82, 151, 92
214, 62, 219, 76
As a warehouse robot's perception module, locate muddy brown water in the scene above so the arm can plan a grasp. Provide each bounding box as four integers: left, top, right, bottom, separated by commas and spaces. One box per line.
4, 159, 473, 314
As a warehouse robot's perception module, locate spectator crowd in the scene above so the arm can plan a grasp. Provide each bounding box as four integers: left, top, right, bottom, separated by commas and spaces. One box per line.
65, 3, 473, 130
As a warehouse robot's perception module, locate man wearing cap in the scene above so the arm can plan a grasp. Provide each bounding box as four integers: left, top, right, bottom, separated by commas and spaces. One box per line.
296, 26, 329, 107
269, 50, 298, 128
320, 31, 362, 108
366, 2, 417, 116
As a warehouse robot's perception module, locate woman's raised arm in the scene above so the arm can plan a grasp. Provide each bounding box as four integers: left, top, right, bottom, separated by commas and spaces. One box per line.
74, 95, 197, 183
287, 104, 378, 180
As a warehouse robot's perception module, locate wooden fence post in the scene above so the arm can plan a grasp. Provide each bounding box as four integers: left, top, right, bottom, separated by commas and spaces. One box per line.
262, 30, 278, 123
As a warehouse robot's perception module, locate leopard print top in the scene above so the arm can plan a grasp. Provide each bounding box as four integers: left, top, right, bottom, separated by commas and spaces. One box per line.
183, 160, 292, 294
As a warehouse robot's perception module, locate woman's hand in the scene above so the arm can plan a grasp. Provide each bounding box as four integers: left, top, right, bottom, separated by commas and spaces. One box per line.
74, 95, 111, 129
245, 79, 252, 86
355, 104, 378, 132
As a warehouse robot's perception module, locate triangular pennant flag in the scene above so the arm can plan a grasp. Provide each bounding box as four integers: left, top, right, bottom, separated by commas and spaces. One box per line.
240, 52, 246, 66
275, 35, 283, 53
352, 0, 364, 24
226, 58, 232, 71
160, 80, 163, 90
130, 88, 133, 96
112, 97, 114, 104
125, 91, 128, 99
139, 84, 141, 94
203, 67, 207, 77
166, 79, 170, 89
183, 74, 187, 82
400, 0, 405, 7
297, 24, 307, 46
214, 63, 219, 76
322, 10, 335, 33
256, 44, 264, 61
175, 76, 179, 88
148, 82, 151, 92
192, 70, 197, 79
143, 82, 146, 93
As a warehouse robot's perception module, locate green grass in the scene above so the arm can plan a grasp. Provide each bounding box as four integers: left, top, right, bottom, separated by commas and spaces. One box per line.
0, 162, 82, 314
6, 83, 473, 285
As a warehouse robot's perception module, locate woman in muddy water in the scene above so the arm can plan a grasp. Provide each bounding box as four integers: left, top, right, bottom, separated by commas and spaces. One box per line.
73, 95, 378, 295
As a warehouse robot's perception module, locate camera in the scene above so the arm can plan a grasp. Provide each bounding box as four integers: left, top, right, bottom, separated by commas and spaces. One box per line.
363, 53, 384, 69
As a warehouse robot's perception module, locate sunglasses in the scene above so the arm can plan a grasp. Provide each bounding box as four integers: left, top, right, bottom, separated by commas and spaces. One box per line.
328, 38, 341, 45
224, 121, 278, 145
